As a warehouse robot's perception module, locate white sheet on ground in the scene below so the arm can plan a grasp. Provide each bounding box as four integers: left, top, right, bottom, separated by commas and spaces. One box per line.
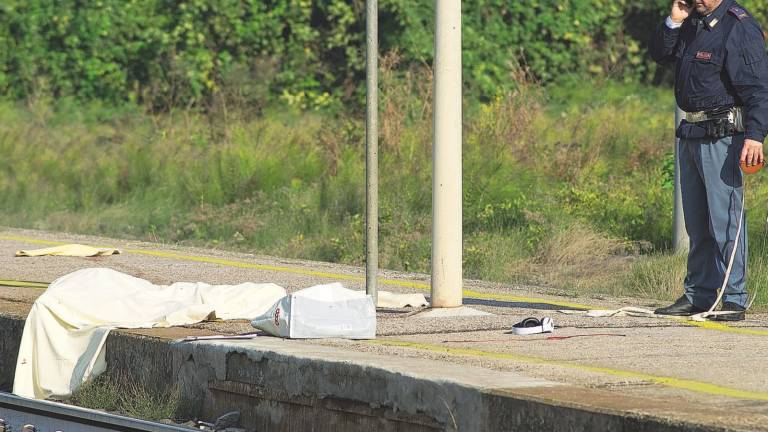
13, 267, 286, 400
15, 244, 121, 257
376, 291, 428, 308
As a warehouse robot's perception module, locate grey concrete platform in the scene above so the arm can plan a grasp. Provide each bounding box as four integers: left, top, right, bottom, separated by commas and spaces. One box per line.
1, 227, 768, 431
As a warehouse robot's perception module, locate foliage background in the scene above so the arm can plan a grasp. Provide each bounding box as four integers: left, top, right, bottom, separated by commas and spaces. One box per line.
1, 0, 766, 108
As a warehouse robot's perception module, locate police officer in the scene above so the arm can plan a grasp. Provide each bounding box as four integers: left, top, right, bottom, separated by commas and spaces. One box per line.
651, 0, 768, 321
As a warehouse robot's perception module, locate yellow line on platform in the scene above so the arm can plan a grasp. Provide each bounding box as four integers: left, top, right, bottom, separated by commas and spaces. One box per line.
1, 236, 62, 246
127, 249, 596, 309
0, 280, 49, 288
0, 234, 595, 310
127, 248, 367, 281
370, 339, 768, 401
685, 319, 768, 336
3, 234, 767, 336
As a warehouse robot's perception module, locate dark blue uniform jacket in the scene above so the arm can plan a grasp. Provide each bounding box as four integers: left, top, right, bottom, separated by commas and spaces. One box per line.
651, 0, 768, 142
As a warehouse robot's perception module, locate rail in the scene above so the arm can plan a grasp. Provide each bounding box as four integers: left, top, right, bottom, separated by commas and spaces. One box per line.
0, 392, 193, 432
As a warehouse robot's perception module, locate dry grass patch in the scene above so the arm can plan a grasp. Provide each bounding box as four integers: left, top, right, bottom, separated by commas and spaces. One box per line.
507, 228, 690, 304
620, 253, 687, 301
510, 224, 634, 294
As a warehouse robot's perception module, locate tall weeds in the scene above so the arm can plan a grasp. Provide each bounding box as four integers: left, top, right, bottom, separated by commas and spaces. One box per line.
2, 76, 763, 308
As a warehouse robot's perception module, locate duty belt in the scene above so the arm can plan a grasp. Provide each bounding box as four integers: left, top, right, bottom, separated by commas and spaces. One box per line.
685, 106, 745, 132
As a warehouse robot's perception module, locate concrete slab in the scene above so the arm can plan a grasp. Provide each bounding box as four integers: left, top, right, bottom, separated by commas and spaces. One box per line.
1, 227, 768, 431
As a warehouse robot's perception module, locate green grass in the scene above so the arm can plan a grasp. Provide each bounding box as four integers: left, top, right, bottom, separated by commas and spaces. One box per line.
69, 372, 180, 421
1, 77, 766, 310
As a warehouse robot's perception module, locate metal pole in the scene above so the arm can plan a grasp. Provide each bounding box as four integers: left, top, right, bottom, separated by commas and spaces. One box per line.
365, 0, 379, 305
431, 0, 462, 308
673, 105, 689, 253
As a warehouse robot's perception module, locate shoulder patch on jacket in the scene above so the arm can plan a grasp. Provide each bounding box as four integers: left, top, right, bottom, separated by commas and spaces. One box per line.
728, 5, 750, 21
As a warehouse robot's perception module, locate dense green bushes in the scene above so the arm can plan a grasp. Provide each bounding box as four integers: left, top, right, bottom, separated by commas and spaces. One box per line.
0, 0, 326, 107
2, 1, 765, 108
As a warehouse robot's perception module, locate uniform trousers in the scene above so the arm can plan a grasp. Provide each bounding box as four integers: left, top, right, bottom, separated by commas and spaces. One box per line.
679, 133, 749, 308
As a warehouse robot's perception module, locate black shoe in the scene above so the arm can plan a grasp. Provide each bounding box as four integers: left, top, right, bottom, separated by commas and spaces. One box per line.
710, 302, 746, 322
655, 295, 706, 316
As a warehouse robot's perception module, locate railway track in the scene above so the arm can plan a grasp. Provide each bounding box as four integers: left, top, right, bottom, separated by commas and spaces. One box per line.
0, 392, 194, 432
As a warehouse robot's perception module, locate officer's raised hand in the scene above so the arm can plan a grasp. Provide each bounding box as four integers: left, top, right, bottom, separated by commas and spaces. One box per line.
741, 139, 764, 167
670, 0, 693, 23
